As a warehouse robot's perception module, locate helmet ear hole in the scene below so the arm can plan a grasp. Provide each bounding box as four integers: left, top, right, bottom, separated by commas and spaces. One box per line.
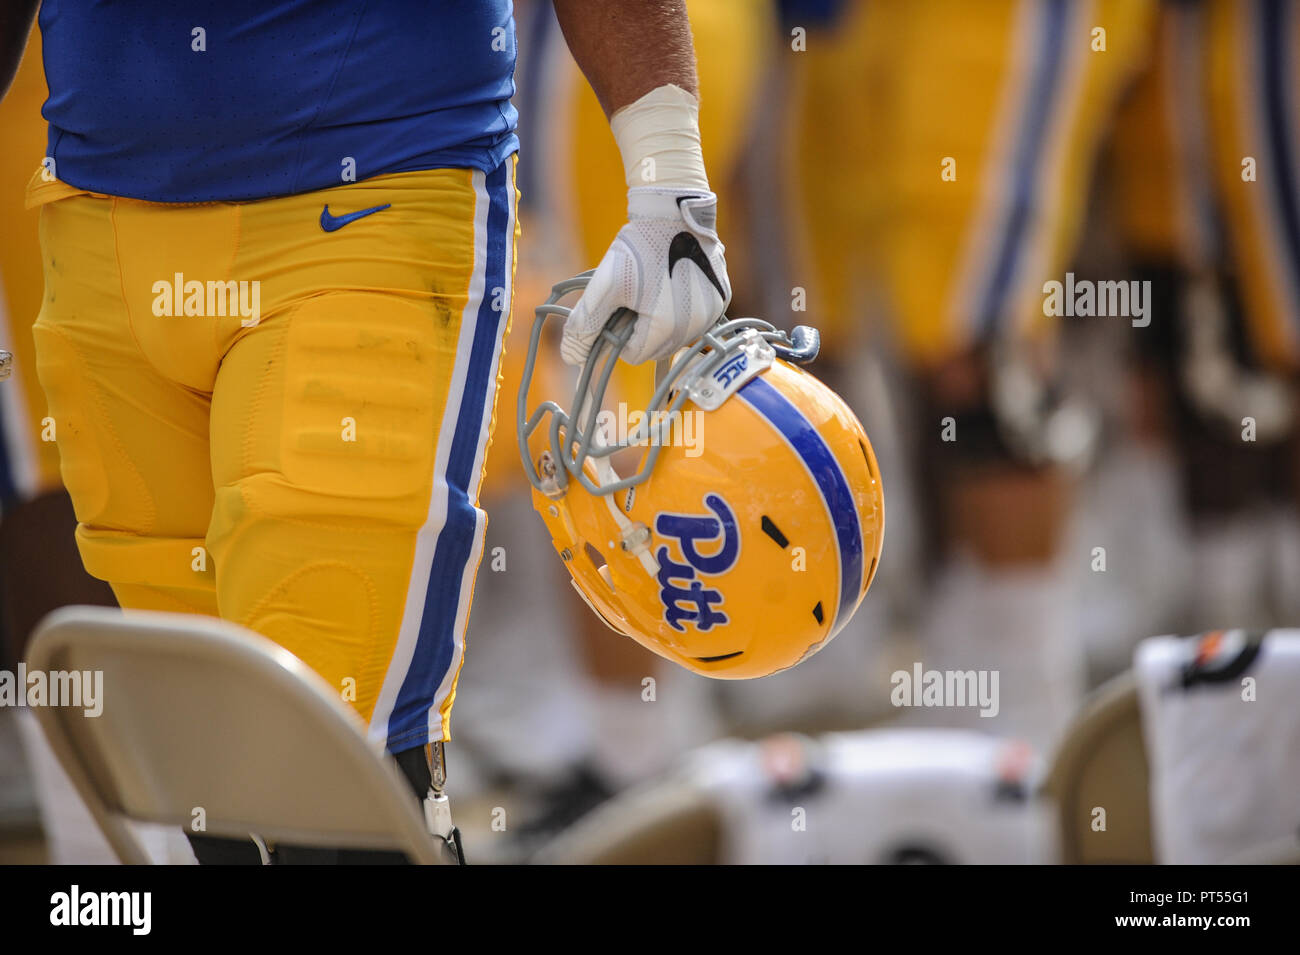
584, 542, 610, 577
582, 542, 618, 593
859, 438, 876, 479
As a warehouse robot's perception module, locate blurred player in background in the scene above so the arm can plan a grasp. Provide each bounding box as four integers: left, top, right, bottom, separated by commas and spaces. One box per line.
1109, 0, 1300, 635
778, 0, 1159, 752
0, 27, 113, 656
0, 24, 124, 866
712, 0, 903, 735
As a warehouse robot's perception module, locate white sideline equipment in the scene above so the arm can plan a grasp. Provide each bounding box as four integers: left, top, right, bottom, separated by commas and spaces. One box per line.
1136, 629, 1300, 864
542, 729, 1058, 865
26, 606, 459, 864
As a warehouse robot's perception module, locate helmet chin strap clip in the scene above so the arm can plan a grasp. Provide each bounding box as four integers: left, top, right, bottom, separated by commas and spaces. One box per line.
535, 450, 566, 499
593, 450, 660, 577
618, 520, 657, 576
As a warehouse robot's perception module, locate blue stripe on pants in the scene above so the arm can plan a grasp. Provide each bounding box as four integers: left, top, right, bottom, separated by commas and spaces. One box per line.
387, 160, 511, 750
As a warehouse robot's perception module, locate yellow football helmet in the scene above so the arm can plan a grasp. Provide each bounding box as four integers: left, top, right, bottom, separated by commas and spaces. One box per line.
517, 272, 884, 679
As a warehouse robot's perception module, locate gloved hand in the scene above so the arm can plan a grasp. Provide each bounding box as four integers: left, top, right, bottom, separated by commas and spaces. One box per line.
561, 186, 731, 366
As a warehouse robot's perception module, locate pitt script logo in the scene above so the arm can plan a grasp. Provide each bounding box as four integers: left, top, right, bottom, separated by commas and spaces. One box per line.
655, 494, 740, 632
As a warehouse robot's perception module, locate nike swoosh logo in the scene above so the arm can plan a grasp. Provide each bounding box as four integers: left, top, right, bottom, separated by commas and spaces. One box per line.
667, 231, 726, 299
320, 202, 391, 232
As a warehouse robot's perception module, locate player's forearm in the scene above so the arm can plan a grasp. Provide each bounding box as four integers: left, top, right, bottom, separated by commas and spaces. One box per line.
0, 0, 39, 103
552, 0, 698, 117
554, 0, 708, 192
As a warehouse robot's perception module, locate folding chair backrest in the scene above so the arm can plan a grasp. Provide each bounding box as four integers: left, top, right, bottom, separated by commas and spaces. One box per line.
1042, 671, 1152, 864
26, 606, 444, 864
540, 778, 721, 864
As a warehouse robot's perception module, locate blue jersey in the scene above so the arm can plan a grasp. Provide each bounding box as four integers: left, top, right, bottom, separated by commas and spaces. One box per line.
38, 1, 519, 202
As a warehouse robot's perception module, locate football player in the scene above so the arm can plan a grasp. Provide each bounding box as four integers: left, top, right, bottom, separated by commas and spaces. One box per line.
780, 0, 1159, 752
1107, 0, 1300, 634
0, 0, 731, 863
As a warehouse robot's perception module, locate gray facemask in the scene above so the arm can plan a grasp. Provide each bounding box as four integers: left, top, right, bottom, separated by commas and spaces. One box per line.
517, 270, 822, 502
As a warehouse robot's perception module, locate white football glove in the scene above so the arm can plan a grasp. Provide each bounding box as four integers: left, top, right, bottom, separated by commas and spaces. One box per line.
561, 187, 732, 366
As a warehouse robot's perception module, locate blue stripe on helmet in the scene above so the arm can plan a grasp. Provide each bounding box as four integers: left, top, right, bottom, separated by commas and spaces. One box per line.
736, 374, 863, 634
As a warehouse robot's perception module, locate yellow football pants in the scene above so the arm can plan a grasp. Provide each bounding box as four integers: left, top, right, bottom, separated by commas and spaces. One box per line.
28, 159, 519, 750
1204, 0, 1300, 370
788, 0, 1157, 365
1111, 0, 1300, 374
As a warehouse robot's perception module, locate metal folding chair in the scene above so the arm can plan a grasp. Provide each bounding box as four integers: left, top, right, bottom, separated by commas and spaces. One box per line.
1042, 671, 1153, 864
26, 605, 456, 864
